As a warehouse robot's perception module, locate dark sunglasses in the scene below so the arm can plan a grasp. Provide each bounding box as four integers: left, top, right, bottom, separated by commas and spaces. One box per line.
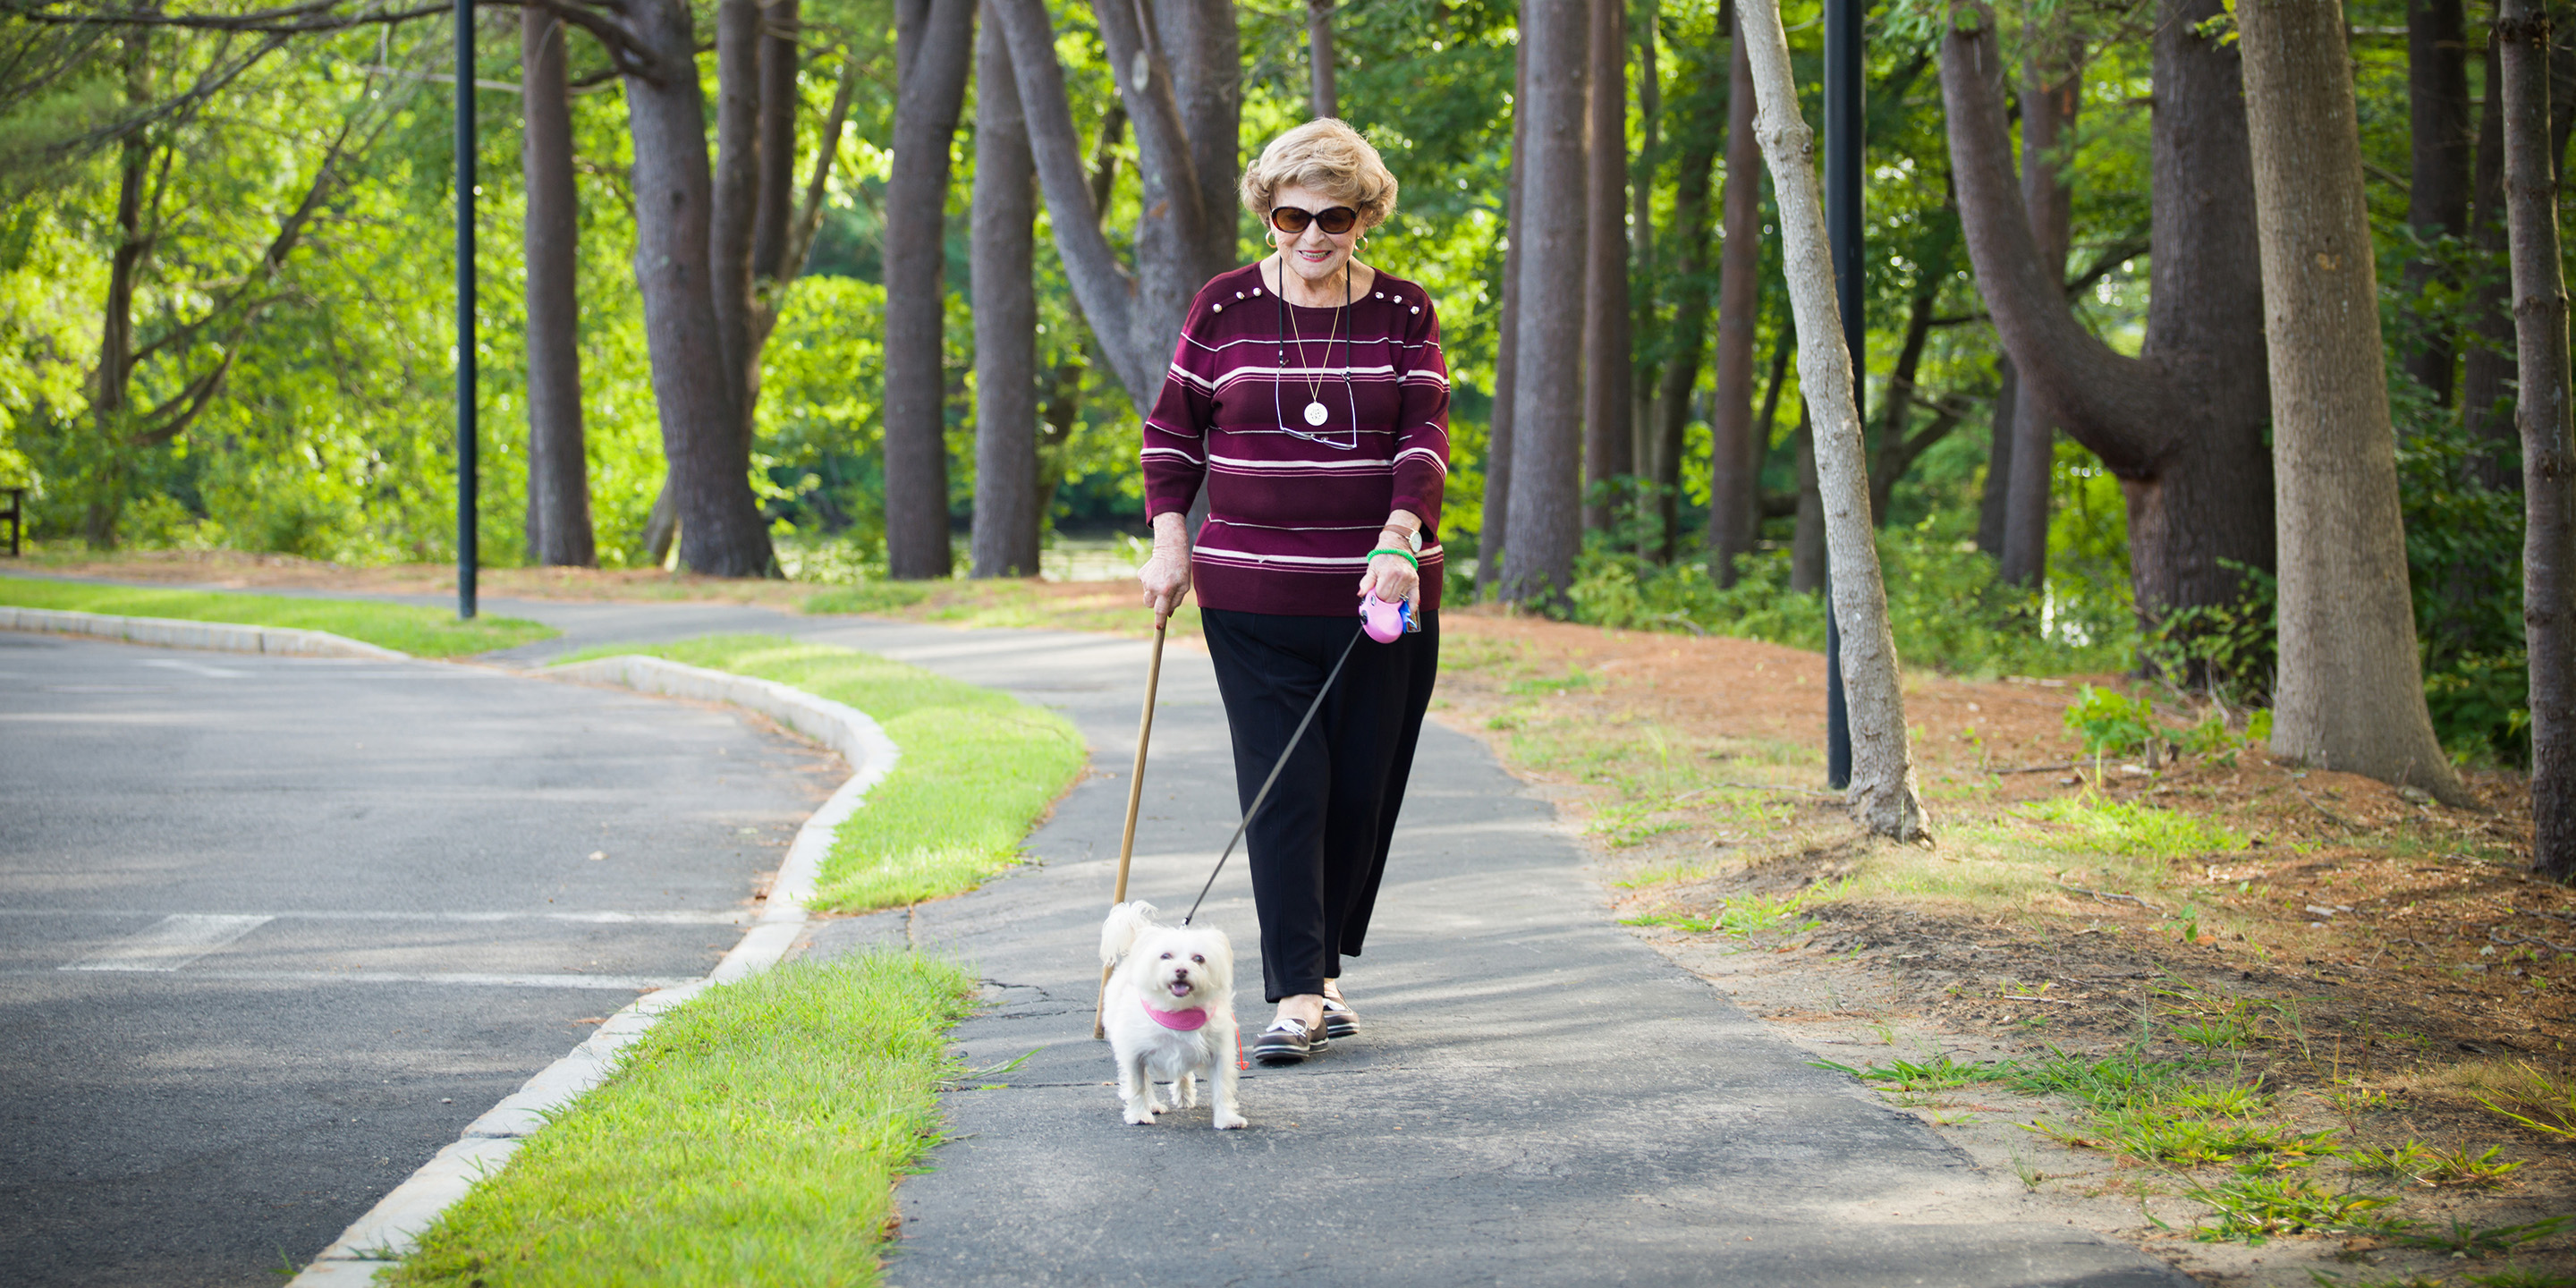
1269, 205, 1360, 236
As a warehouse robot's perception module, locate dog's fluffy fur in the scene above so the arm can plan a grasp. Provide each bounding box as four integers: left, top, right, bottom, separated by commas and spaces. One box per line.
1097, 901, 1245, 1129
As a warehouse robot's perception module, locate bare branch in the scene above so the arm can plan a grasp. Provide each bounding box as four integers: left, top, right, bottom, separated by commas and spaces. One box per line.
0, 0, 450, 34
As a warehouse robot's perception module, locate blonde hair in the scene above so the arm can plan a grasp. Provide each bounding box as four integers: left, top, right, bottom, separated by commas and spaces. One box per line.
1239, 119, 1399, 229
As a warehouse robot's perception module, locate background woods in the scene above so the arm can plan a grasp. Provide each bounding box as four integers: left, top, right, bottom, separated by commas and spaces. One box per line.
5, 0, 2576, 863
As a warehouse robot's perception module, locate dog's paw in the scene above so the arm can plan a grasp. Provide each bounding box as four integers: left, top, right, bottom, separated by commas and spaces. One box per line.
1212, 1109, 1248, 1131
1144, 1097, 1167, 1115
1123, 1106, 1157, 1125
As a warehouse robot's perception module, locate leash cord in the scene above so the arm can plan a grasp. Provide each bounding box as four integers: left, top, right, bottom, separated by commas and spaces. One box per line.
1183, 623, 1368, 924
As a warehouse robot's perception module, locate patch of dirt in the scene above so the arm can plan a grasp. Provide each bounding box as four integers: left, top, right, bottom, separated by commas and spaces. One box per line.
1427, 604, 2576, 1287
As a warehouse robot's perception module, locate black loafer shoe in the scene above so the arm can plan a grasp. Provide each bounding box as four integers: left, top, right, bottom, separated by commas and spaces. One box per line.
1253, 1017, 1326, 1065
1321, 997, 1360, 1039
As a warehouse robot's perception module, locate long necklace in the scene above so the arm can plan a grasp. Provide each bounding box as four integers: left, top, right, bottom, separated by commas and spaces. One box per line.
1284, 272, 1339, 425
1271, 258, 1357, 448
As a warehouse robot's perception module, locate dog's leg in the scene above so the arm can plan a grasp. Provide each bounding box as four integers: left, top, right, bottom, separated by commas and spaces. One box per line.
1210, 1027, 1247, 1130
1120, 1049, 1158, 1124
1178, 1069, 1199, 1109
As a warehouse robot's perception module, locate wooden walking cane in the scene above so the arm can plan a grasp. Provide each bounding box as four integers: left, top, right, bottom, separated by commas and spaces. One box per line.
1094, 614, 1169, 1039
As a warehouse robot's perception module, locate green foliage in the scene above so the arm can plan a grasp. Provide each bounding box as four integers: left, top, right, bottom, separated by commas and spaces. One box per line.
0, 574, 554, 657
2184, 1175, 2398, 1245
2007, 795, 2247, 859
1809, 1053, 2012, 1094
386, 952, 979, 1285
2342, 1141, 2527, 1188
803, 582, 934, 615
1619, 880, 1849, 939
1563, 526, 2133, 678
549, 635, 1085, 912
2391, 1215, 2575, 1258
2063, 685, 2162, 757
2140, 562, 2277, 709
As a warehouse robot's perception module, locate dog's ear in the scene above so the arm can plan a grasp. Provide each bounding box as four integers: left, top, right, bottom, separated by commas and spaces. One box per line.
1099, 901, 1157, 968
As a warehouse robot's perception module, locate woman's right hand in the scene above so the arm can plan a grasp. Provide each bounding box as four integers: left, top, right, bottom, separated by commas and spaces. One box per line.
1138, 513, 1192, 624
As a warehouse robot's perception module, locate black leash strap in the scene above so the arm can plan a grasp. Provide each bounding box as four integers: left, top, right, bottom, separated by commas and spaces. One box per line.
1183, 623, 1368, 924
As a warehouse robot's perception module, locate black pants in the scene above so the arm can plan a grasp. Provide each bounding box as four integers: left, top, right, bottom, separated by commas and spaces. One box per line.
1201, 607, 1440, 1002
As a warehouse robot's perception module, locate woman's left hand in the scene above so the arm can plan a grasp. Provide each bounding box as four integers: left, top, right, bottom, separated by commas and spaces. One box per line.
1359, 551, 1419, 609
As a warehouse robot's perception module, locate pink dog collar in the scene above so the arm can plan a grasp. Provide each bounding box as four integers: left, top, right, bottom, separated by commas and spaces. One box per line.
1141, 1001, 1208, 1030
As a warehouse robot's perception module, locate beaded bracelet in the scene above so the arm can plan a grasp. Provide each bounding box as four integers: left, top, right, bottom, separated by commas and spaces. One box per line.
1367, 547, 1420, 570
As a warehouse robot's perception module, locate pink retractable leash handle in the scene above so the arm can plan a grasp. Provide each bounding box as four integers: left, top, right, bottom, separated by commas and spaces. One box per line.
1359, 593, 1416, 643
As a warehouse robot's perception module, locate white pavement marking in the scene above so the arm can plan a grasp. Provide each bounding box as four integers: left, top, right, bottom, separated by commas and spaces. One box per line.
0, 908, 750, 926
63, 913, 272, 971
90, 970, 695, 990
292, 655, 900, 1286
137, 657, 250, 678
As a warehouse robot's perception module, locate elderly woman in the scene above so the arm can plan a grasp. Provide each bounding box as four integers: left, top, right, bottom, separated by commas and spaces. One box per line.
1137, 120, 1449, 1066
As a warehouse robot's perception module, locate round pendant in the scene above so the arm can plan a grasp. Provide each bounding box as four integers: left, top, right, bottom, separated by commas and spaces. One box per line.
1303, 401, 1329, 427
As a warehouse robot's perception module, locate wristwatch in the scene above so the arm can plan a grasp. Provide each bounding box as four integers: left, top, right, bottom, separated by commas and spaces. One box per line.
1381, 523, 1422, 554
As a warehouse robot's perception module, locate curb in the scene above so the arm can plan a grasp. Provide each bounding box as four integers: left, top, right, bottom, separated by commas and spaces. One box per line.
290, 656, 900, 1284
0, 606, 407, 659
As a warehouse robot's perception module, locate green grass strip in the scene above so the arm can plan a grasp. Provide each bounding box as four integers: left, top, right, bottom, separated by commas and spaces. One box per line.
386, 953, 979, 1287
552, 634, 1087, 911
0, 574, 554, 657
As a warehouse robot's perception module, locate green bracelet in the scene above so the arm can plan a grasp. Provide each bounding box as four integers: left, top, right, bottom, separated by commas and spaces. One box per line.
1367, 547, 1420, 570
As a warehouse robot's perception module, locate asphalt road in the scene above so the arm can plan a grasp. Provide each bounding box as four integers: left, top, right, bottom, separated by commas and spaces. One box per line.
0, 630, 835, 1287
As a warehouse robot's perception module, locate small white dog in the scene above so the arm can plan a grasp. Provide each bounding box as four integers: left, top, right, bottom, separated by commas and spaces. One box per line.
1097, 901, 1246, 1130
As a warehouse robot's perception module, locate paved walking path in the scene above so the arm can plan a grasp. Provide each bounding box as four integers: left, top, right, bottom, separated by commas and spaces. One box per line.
475, 596, 2189, 1286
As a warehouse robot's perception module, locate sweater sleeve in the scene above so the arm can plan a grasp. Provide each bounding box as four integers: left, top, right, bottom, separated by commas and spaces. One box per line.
1140, 292, 1220, 522
1389, 296, 1451, 535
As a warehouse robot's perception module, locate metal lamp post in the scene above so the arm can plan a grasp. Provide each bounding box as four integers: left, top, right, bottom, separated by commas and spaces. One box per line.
454, 0, 478, 621
1821, 0, 1860, 790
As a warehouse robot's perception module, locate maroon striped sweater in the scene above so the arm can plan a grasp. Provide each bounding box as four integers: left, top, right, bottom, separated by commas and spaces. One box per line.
1141, 263, 1451, 616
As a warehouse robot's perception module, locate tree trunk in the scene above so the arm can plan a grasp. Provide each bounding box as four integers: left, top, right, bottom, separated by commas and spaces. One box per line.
740, 0, 803, 445
2404, 0, 2473, 405
884, 0, 974, 579
1868, 287, 1936, 527
1790, 404, 1824, 592
1154, 0, 1245, 283
749, 0, 801, 285
1976, 354, 2016, 557
1307, 0, 1335, 119
522, 10, 595, 567
1941, 0, 2275, 645
2237, 0, 2468, 804
1501, 0, 1589, 606
1480, 34, 1530, 595
2000, 33, 2078, 588
2501, 0, 2576, 881
1658, 91, 1720, 569
710, 0, 761, 457
85, 31, 151, 551
620, 0, 775, 576
987, 0, 1237, 413
2465, 31, 2519, 487
1741, 0, 1928, 841
971, 9, 1040, 578
1581, 0, 1631, 532
1705, 18, 1762, 583
1633, 8, 1664, 542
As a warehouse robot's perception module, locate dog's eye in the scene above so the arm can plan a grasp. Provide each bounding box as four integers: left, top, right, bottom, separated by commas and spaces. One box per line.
1191, 954, 1206, 964
1160, 952, 1174, 960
